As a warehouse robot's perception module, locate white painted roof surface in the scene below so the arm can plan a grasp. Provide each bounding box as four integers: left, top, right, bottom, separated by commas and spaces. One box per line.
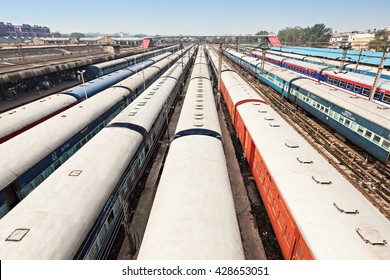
138, 47, 244, 259
0, 94, 76, 140
0, 55, 188, 259
236, 100, 390, 259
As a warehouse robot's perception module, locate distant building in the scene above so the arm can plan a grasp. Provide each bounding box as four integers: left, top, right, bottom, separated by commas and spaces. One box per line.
0, 22, 50, 37
350, 33, 374, 50
329, 31, 375, 50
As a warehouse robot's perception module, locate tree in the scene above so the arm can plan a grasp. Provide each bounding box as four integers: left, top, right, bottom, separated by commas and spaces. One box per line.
368, 29, 389, 51
70, 32, 86, 38
277, 23, 332, 46
256, 30, 269, 35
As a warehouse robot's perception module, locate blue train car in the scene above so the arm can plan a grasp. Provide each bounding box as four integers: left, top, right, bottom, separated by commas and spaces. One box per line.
0, 53, 182, 219
225, 49, 390, 164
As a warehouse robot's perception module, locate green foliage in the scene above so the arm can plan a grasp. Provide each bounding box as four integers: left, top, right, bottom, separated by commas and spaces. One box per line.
368, 29, 389, 51
69, 32, 86, 38
277, 23, 332, 45
255, 30, 269, 35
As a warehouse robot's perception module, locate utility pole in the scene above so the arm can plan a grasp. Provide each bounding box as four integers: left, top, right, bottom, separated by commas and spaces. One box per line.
355, 48, 363, 71
17, 44, 26, 63
339, 45, 351, 73
217, 43, 223, 95
369, 44, 389, 101
260, 44, 269, 75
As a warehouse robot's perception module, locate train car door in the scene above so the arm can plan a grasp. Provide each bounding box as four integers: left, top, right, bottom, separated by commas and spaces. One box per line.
245, 131, 256, 168
2, 184, 18, 210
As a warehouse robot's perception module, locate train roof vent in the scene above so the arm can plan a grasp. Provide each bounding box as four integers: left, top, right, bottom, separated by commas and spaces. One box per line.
297, 157, 313, 164
269, 123, 280, 127
196, 99, 203, 102
6, 228, 30, 242
311, 175, 332, 185
377, 106, 388, 110
194, 116, 203, 120
252, 103, 261, 106
258, 110, 267, 113
194, 123, 204, 127
264, 116, 274, 121
128, 111, 137, 116
144, 97, 151, 100
194, 113, 203, 117
196, 104, 204, 108
356, 227, 387, 246
285, 142, 299, 148
349, 96, 359, 99
69, 170, 82, 176
333, 201, 359, 214
330, 88, 338, 91
137, 102, 146, 106
196, 94, 204, 98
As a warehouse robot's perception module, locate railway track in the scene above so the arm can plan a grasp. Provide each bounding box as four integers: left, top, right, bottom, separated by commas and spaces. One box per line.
225, 58, 390, 220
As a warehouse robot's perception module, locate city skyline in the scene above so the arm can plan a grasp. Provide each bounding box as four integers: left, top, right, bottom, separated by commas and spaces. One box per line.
1, 0, 389, 36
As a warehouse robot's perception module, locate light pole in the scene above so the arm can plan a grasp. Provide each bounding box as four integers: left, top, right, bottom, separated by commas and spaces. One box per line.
77, 70, 88, 100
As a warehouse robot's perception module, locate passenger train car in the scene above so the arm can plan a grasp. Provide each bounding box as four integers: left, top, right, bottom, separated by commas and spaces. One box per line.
0, 48, 173, 144
0, 47, 193, 259
207, 46, 390, 259
227, 49, 390, 164
266, 49, 390, 81
137, 46, 244, 260
84, 45, 179, 79
0, 48, 189, 219
251, 50, 390, 105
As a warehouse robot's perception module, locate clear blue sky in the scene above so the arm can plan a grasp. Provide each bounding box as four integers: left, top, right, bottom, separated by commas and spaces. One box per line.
1, 0, 389, 35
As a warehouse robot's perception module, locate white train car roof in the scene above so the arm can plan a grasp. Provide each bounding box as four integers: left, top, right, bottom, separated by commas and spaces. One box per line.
138, 48, 244, 259
236, 101, 390, 259
0, 94, 76, 140
221, 70, 266, 104
292, 78, 390, 129
207, 47, 232, 72
0, 53, 180, 191
0, 57, 187, 259
0, 87, 129, 191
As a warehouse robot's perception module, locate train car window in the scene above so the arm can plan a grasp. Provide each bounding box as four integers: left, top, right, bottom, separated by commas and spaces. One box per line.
372, 135, 381, 144
357, 126, 364, 135
34, 175, 44, 187
107, 210, 115, 225
382, 140, 390, 150
327, 77, 333, 83
354, 85, 361, 93
333, 79, 339, 86
325, 108, 329, 114
339, 81, 346, 87
344, 119, 351, 127
374, 91, 381, 99
364, 130, 372, 139
346, 83, 353, 90
339, 116, 344, 123
383, 94, 390, 103
362, 88, 370, 96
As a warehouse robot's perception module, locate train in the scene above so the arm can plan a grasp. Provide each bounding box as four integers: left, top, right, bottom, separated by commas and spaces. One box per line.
137, 46, 244, 260
0, 46, 194, 259
0, 48, 190, 219
84, 44, 179, 79
266, 48, 390, 80
227, 49, 390, 164
207, 46, 390, 259
250, 50, 390, 105
0, 46, 176, 144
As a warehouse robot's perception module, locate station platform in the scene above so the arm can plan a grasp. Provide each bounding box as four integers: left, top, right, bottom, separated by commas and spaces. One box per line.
0, 80, 80, 113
